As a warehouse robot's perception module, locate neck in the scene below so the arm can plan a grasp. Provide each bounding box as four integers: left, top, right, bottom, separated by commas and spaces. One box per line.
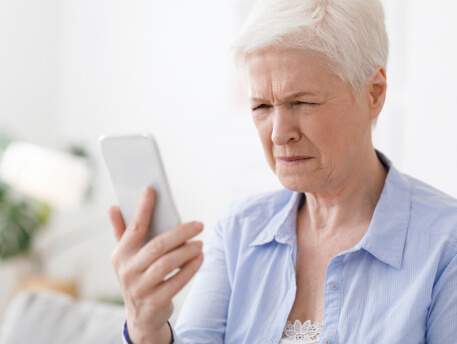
300, 148, 387, 236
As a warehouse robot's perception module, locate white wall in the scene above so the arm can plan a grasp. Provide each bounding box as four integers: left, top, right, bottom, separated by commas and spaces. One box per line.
0, 0, 59, 146
401, 0, 457, 195
56, 0, 281, 227
373, 0, 457, 197
2, 0, 457, 323
0, 0, 61, 317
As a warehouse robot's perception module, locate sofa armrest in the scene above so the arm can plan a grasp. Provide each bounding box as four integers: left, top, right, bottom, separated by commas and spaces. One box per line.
0, 291, 126, 344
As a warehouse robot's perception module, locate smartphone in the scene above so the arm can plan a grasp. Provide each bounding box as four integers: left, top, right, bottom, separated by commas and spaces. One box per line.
100, 133, 180, 243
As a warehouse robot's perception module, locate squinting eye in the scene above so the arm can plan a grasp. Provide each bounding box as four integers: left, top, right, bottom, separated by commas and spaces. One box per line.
296, 101, 317, 106
252, 104, 270, 111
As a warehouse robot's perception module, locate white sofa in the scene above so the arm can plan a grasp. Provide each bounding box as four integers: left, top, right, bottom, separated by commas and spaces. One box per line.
0, 291, 126, 344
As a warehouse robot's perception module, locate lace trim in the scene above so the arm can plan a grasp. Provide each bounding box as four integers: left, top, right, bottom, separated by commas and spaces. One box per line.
280, 320, 322, 343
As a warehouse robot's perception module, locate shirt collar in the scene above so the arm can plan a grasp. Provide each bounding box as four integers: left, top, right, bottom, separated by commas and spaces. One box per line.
249, 191, 302, 247
249, 151, 412, 269
356, 151, 411, 269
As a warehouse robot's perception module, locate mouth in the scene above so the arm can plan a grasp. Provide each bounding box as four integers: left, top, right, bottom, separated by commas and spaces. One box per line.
276, 156, 314, 166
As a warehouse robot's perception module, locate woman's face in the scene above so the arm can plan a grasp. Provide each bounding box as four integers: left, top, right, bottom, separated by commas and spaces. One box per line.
245, 48, 380, 193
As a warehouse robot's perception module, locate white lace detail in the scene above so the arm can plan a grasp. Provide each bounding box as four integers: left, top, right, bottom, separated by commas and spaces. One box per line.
279, 320, 323, 343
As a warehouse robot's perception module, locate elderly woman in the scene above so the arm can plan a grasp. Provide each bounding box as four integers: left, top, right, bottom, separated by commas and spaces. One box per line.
109, 0, 457, 343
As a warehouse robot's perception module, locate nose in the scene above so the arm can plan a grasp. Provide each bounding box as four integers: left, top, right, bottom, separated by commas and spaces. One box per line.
271, 108, 301, 146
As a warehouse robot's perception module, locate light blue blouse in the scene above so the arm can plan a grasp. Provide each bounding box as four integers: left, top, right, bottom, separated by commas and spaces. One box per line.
167, 152, 457, 343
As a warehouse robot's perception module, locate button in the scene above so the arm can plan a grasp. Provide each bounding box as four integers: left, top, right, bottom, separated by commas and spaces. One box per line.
329, 283, 338, 290
324, 341, 330, 344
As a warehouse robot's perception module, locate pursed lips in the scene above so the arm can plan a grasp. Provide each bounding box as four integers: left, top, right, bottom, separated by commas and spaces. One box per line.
276, 156, 314, 166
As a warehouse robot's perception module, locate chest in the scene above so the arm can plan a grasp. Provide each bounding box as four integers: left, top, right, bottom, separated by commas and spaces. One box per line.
226, 240, 430, 344
288, 226, 366, 322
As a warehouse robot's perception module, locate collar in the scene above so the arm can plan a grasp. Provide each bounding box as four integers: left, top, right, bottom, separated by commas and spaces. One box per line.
249, 151, 412, 269
355, 151, 411, 269
249, 191, 302, 247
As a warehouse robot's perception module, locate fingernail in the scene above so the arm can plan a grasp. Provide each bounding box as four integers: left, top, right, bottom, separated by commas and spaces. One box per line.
193, 221, 203, 230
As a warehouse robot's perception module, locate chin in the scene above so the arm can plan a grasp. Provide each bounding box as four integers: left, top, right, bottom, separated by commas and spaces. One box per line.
274, 162, 329, 193
277, 176, 318, 193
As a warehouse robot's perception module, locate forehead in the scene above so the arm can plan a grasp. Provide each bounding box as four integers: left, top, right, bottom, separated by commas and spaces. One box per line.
245, 48, 343, 99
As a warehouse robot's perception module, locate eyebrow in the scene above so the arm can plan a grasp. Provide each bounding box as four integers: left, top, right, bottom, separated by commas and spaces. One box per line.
250, 91, 317, 103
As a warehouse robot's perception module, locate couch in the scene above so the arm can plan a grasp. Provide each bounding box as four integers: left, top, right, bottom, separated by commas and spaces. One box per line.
0, 291, 126, 344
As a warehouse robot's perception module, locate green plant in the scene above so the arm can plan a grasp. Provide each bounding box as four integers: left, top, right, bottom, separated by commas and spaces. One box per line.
0, 181, 51, 260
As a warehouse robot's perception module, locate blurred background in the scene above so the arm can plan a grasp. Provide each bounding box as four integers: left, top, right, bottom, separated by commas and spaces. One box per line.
0, 0, 457, 328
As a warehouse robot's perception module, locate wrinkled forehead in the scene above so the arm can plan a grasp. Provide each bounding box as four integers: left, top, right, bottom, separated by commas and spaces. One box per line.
244, 48, 342, 99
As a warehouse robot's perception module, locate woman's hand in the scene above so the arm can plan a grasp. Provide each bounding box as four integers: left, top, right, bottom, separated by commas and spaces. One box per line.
109, 187, 204, 344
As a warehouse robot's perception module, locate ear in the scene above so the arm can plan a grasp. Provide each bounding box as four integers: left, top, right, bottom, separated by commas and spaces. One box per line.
368, 67, 387, 120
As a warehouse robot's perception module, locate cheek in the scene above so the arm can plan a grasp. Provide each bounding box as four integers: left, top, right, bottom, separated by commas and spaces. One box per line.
307, 106, 369, 162
298, 108, 351, 166
300, 109, 338, 145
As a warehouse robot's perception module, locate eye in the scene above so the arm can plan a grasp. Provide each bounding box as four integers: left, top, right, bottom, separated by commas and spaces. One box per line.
252, 104, 270, 111
295, 101, 317, 106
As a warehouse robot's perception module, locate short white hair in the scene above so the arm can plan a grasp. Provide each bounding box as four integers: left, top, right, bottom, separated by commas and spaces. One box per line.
232, 0, 389, 94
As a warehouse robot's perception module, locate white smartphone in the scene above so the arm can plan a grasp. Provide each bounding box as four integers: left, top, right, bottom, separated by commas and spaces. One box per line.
100, 133, 180, 243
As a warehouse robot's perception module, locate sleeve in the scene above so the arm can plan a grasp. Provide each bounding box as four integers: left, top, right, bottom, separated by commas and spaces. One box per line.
172, 218, 232, 343
123, 321, 175, 344
123, 320, 132, 344
426, 247, 457, 342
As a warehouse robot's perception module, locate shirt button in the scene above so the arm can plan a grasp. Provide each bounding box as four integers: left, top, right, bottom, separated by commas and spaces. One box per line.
324, 341, 330, 344
329, 283, 338, 290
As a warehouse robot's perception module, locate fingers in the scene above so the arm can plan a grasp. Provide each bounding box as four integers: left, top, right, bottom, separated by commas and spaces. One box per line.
134, 240, 203, 295
119, 187, 156, 253
154, 252, 204, 300
134, 221, 204, 271
108, 206, 126, 243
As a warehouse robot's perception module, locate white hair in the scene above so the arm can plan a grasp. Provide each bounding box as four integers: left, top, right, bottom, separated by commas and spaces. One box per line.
232, 0, 389, 94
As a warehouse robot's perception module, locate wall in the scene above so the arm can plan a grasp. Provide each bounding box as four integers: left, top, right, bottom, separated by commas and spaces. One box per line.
0, 0, 59, 145
56, 0, 281, 226
0, 0, 60, 317
401, 0, 457, 195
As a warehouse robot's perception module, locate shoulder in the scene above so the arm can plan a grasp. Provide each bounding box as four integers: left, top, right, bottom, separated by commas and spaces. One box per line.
214, 188, 294, 245
405, 173, 457, 240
